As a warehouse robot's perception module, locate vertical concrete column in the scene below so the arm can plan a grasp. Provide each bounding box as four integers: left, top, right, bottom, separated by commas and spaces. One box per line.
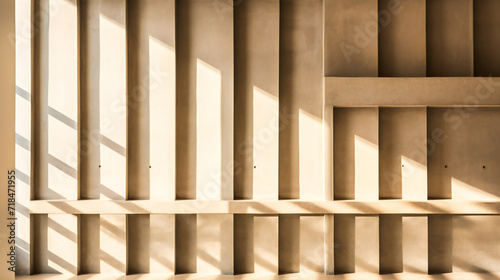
98, 0, 127, 200
427, 0, 473, 77
47, 214, 78, 274
378, 0, 426, 77
324, 0, 378, 77
127, 0, 176, 200
100, 215, 126, 274
254, 216, 279, 274
379, 108, 427, 200
403, 216, 427, 273
149, 214, 175, 274
14, 0, 32, 275
300, 216, 325, 274
197, 214, 234, 274
334, 108, 379, 200
176, 0, 233, 201
34, 0, 78, 200
355, 216, 379, 273
234, 0, 279, 200
280, 0, 324, 200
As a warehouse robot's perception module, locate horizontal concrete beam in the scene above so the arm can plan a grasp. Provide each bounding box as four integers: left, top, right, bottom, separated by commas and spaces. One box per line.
326, 77, 500, 106
25, 200, 500, 215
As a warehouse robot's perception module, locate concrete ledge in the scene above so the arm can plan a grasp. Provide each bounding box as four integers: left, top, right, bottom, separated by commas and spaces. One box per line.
24, 199, 500, 215
325, 77, 500, 106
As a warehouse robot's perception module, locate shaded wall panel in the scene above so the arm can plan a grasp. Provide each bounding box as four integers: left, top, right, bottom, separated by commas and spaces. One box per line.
378, 0, 426, 77
334, 215, 354, 274
197, 214, 233, 274
34, 0, 78, 200
300, 216, 325, 274
176, 0, 234, 200
379, 215, 402, 274
254, 216, 279, 274
334, 108, 379, 200
453, 216, 500, 272
324, 0, 378, 77
127, 214, 150, 274
150, 214, 175, 274
428, 215, 452, 274
474, 0, 500, 76
234, 0, 279, 200
428, 108, 500, 200
100, 215, 126, 274
234, 215, 253, 274
279, 0, 324, 200
379, 108, 427, 200
279, 215, 299, 273
80, 214, 100, 274
98, 0, 127, 200
355, 216, 379, 273
426, 0, 473, 77
127, 0, 176, 200
403, 216, 427, 273
175, 214, 196, 274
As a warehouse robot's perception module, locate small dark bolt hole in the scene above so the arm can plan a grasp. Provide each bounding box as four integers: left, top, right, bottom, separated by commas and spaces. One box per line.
444, 165, 447, 168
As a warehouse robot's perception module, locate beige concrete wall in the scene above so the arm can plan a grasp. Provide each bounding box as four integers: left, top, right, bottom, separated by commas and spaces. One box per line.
13, 0, 500, 278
